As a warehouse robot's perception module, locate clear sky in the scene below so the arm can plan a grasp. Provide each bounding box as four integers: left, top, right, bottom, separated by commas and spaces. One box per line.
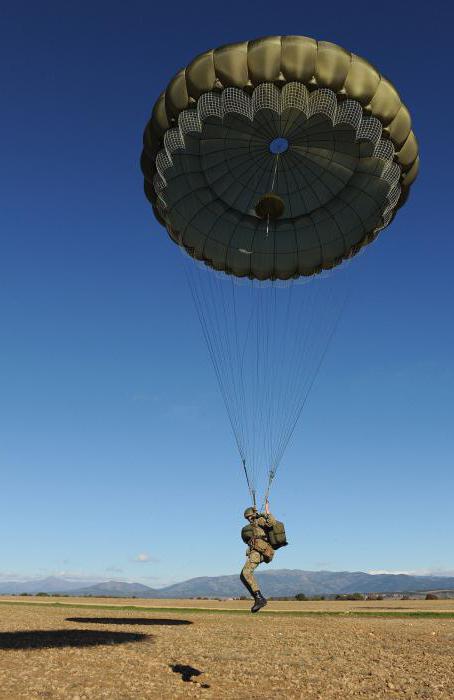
1, 1, 453, 587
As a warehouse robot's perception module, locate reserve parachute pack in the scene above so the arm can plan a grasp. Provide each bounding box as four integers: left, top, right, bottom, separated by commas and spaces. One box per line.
268, 520, 288, 550
241, 520, 288, 549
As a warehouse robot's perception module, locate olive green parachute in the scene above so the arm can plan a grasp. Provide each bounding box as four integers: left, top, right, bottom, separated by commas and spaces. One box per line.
140, 37, 418, 504
141, 35, 418, 281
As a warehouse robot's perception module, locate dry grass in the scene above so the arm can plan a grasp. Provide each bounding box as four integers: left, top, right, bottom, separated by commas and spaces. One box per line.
1, 597, 453, 698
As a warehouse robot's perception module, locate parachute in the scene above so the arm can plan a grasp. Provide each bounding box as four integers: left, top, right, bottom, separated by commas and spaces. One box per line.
141, 36, 418, 504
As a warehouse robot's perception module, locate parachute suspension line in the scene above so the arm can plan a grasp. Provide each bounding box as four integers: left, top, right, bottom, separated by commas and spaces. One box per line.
262, 148, 342, 477
184, 265, 246, 466
260, 279, 294, 488
186, 253, 350, 505
231, 154, 277, 495
272, 278, 322, 469
181, 127, 349, 506
231, 279, 249, 470
242, 152, 280, 494
183, 150, 278, 499
269, 279, 351, 489
270, 279, 295, 469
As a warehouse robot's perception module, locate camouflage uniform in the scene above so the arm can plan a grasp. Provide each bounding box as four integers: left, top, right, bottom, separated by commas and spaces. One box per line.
240, 512, 276, 595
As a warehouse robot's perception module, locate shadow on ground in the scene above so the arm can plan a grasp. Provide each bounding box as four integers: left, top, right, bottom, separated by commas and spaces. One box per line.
171, 664, 210, 688
66, 617, 192, 626
0, 629, 150, 650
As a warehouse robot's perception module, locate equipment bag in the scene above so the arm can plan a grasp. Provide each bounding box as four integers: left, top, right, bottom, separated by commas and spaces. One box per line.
267, 520, 288, 549
241, 524, 254, 544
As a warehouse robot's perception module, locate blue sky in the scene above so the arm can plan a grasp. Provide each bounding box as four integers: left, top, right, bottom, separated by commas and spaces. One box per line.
1, 1, 453, 587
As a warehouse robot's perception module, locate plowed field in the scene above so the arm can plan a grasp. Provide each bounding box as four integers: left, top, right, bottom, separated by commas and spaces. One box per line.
1, 597, 453, 698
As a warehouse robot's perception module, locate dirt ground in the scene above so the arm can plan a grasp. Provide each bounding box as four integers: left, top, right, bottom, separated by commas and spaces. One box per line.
0, 598, 453, 699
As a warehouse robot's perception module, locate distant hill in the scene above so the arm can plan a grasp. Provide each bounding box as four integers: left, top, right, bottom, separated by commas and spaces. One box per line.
0, 576, 101, 595
69, 581, 157, 597
145, 570, 454, 598
3, 570, 454, 598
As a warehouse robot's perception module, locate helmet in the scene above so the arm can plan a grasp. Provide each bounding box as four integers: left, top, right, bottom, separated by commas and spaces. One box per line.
244, 506, 257, 519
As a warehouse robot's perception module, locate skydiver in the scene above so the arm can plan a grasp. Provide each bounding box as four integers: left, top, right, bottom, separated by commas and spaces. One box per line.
240, 500, 278, 613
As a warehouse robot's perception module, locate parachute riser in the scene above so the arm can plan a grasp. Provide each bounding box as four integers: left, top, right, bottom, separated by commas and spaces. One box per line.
241, 458, 256, 509
261, 468, 276, 511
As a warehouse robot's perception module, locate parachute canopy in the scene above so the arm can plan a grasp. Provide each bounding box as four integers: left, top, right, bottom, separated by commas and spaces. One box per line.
141, 35, 418, 280
140, 37, 418, 503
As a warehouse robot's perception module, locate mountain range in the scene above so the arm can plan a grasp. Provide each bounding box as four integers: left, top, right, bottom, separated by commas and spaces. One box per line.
2, 570, 454, 597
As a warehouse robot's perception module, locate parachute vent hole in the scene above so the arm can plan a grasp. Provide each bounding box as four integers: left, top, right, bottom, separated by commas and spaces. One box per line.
269, 137, 289, 155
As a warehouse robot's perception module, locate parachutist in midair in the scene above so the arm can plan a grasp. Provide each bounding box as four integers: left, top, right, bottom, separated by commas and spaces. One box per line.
240, 500, 287, 613
142, 42, 418, 610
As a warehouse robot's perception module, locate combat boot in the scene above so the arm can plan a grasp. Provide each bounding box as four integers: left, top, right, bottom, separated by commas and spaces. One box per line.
251, 590, 267, 613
